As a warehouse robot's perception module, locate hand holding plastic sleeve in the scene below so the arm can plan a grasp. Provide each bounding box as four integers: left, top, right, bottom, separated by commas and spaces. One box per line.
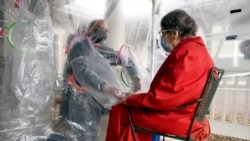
132, 76, 141, 92
118, 92, 133, 105
102, 85, 125, 99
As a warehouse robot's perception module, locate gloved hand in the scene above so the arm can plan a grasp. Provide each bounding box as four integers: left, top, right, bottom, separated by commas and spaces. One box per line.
102, 85, 125, 99
131, 76, 141, 92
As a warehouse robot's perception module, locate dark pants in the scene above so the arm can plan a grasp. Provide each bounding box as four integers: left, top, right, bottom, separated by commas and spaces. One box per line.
59, 85, 72, 119
59, 85, 109, 141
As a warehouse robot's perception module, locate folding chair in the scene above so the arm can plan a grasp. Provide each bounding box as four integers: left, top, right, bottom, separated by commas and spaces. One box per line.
128, 67, 224, 141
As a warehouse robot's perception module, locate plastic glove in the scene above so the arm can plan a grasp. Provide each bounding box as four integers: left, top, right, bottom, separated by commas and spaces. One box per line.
102, 85, 125, 99
131, 76, 141, 92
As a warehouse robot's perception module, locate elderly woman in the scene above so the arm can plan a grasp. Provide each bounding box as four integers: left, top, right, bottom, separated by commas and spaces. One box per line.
105, 9, 214, 141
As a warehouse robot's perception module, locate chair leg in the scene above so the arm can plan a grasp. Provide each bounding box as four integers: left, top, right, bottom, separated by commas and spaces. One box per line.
128, 109, 137, 141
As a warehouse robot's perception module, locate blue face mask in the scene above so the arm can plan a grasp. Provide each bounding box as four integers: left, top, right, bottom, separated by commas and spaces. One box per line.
160, 37, 171, 52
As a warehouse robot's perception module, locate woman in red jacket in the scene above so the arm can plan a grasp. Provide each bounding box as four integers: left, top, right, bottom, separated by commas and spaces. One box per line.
105, 9, 214, 141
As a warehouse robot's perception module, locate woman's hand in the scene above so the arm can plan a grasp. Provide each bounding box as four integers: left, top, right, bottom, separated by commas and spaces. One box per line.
118, 92, 133, 104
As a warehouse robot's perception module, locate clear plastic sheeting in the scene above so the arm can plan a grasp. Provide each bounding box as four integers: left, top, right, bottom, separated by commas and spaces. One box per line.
118, 44, 151, 93
64, 34, 125, 109
0, 0, 55, 140
11, 1, 54, 116
152, 47, 169, 75
57, 33, 151, 140
49, 0, 152, 140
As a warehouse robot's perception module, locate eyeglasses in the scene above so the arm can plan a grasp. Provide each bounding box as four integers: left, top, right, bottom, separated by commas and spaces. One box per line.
95, 27, 108, 33
159, 29, 171, 37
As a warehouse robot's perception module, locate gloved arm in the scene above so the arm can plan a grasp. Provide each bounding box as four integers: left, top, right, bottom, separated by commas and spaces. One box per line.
121, 55, 141, 92
131, 75, 141, 92
95, 43, 141, 92
69, 41, 107, 91
97, 44, 119, 65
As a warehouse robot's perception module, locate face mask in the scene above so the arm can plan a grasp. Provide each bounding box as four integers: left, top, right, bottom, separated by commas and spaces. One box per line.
91, 28, 108, 43
160, 37, 172, 52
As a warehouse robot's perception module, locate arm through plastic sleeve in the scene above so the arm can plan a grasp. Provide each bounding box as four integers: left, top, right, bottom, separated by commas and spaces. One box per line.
69, 42, 107, 91
122, 56, 138, 79
98, 44, 119, 66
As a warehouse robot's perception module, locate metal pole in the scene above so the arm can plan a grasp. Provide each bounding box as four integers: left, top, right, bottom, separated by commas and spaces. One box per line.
150, 0, 156, 77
